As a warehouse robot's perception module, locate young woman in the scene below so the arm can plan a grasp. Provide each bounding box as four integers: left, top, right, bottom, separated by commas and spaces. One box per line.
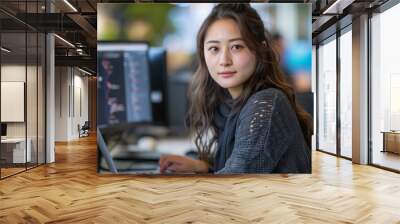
159, 3, 312, 174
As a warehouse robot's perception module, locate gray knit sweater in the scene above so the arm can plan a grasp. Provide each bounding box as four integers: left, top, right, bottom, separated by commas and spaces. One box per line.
213, 88, 311, 174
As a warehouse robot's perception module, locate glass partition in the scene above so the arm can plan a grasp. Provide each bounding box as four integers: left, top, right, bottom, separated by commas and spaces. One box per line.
1, 30, 28, 178
38, 32, 45, 165
27, 30, 38, 169
312, 45, 316, 150
0, 1, 46, 179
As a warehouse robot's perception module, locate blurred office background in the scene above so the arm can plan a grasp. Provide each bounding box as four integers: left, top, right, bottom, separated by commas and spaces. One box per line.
97, 3, 312, 133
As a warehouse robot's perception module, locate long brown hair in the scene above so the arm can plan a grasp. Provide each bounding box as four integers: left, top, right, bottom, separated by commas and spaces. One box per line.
187, 3, 312, 161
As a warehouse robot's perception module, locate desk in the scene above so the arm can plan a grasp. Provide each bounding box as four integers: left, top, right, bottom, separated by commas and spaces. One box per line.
111, 138, 195, 156
1, 138, 32, 164
99, 137, 196, 174
382, 131, 400, 154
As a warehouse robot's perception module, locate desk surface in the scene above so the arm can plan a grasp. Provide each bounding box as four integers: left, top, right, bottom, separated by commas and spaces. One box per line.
110, 137, 195, 156
100, 137, 196, 174
1, 138, 28, 143
381, 131, 400, 134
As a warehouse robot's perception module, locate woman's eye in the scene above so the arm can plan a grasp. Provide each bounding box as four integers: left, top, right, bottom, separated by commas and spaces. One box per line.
231, 45, 243, 51
208, 46, 218, 53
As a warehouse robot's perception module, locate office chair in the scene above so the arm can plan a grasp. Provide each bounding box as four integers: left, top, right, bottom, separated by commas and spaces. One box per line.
79, 121, 90, 138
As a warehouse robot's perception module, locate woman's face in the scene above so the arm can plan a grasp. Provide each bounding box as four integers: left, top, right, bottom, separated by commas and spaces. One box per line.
203, 18, 256, 98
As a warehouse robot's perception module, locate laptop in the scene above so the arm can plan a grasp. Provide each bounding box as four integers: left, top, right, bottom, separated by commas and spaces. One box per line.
98, 128, 162, 174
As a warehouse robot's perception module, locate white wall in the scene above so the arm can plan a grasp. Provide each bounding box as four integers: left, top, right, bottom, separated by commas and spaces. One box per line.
72, 73, 89, 138
54, 67, 89, 141
1, 65, 26, 81
55, 67, 69, 141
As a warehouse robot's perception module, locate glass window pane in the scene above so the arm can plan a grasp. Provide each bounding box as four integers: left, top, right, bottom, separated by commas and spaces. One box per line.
371, 3, 400, 171
318, 37, 337, 154
340, 29, 352, 158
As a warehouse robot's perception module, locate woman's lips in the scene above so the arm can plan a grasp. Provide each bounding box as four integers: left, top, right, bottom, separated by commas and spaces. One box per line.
218, 71, 236, 78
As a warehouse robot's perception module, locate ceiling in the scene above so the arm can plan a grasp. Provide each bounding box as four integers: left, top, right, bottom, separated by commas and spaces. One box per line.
0, 0, 393, 73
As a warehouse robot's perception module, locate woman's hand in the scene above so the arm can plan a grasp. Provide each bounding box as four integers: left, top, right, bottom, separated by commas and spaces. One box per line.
159, 155, 209, 174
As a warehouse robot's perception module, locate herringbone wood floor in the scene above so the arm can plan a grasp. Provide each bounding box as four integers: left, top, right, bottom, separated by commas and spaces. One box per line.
1, 135, 400, 223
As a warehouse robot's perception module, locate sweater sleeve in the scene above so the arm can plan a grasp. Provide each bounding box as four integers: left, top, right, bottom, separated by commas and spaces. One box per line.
215, 89, 297, 174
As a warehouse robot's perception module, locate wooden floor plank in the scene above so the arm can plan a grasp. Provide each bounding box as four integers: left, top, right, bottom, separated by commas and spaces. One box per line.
0, 135, 400, 223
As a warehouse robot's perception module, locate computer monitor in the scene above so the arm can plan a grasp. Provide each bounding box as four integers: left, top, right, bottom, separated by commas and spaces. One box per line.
97, 42, 169, 174
1, 123, 6, 137
97, 42, 153, 127
148, 47, 168, 126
